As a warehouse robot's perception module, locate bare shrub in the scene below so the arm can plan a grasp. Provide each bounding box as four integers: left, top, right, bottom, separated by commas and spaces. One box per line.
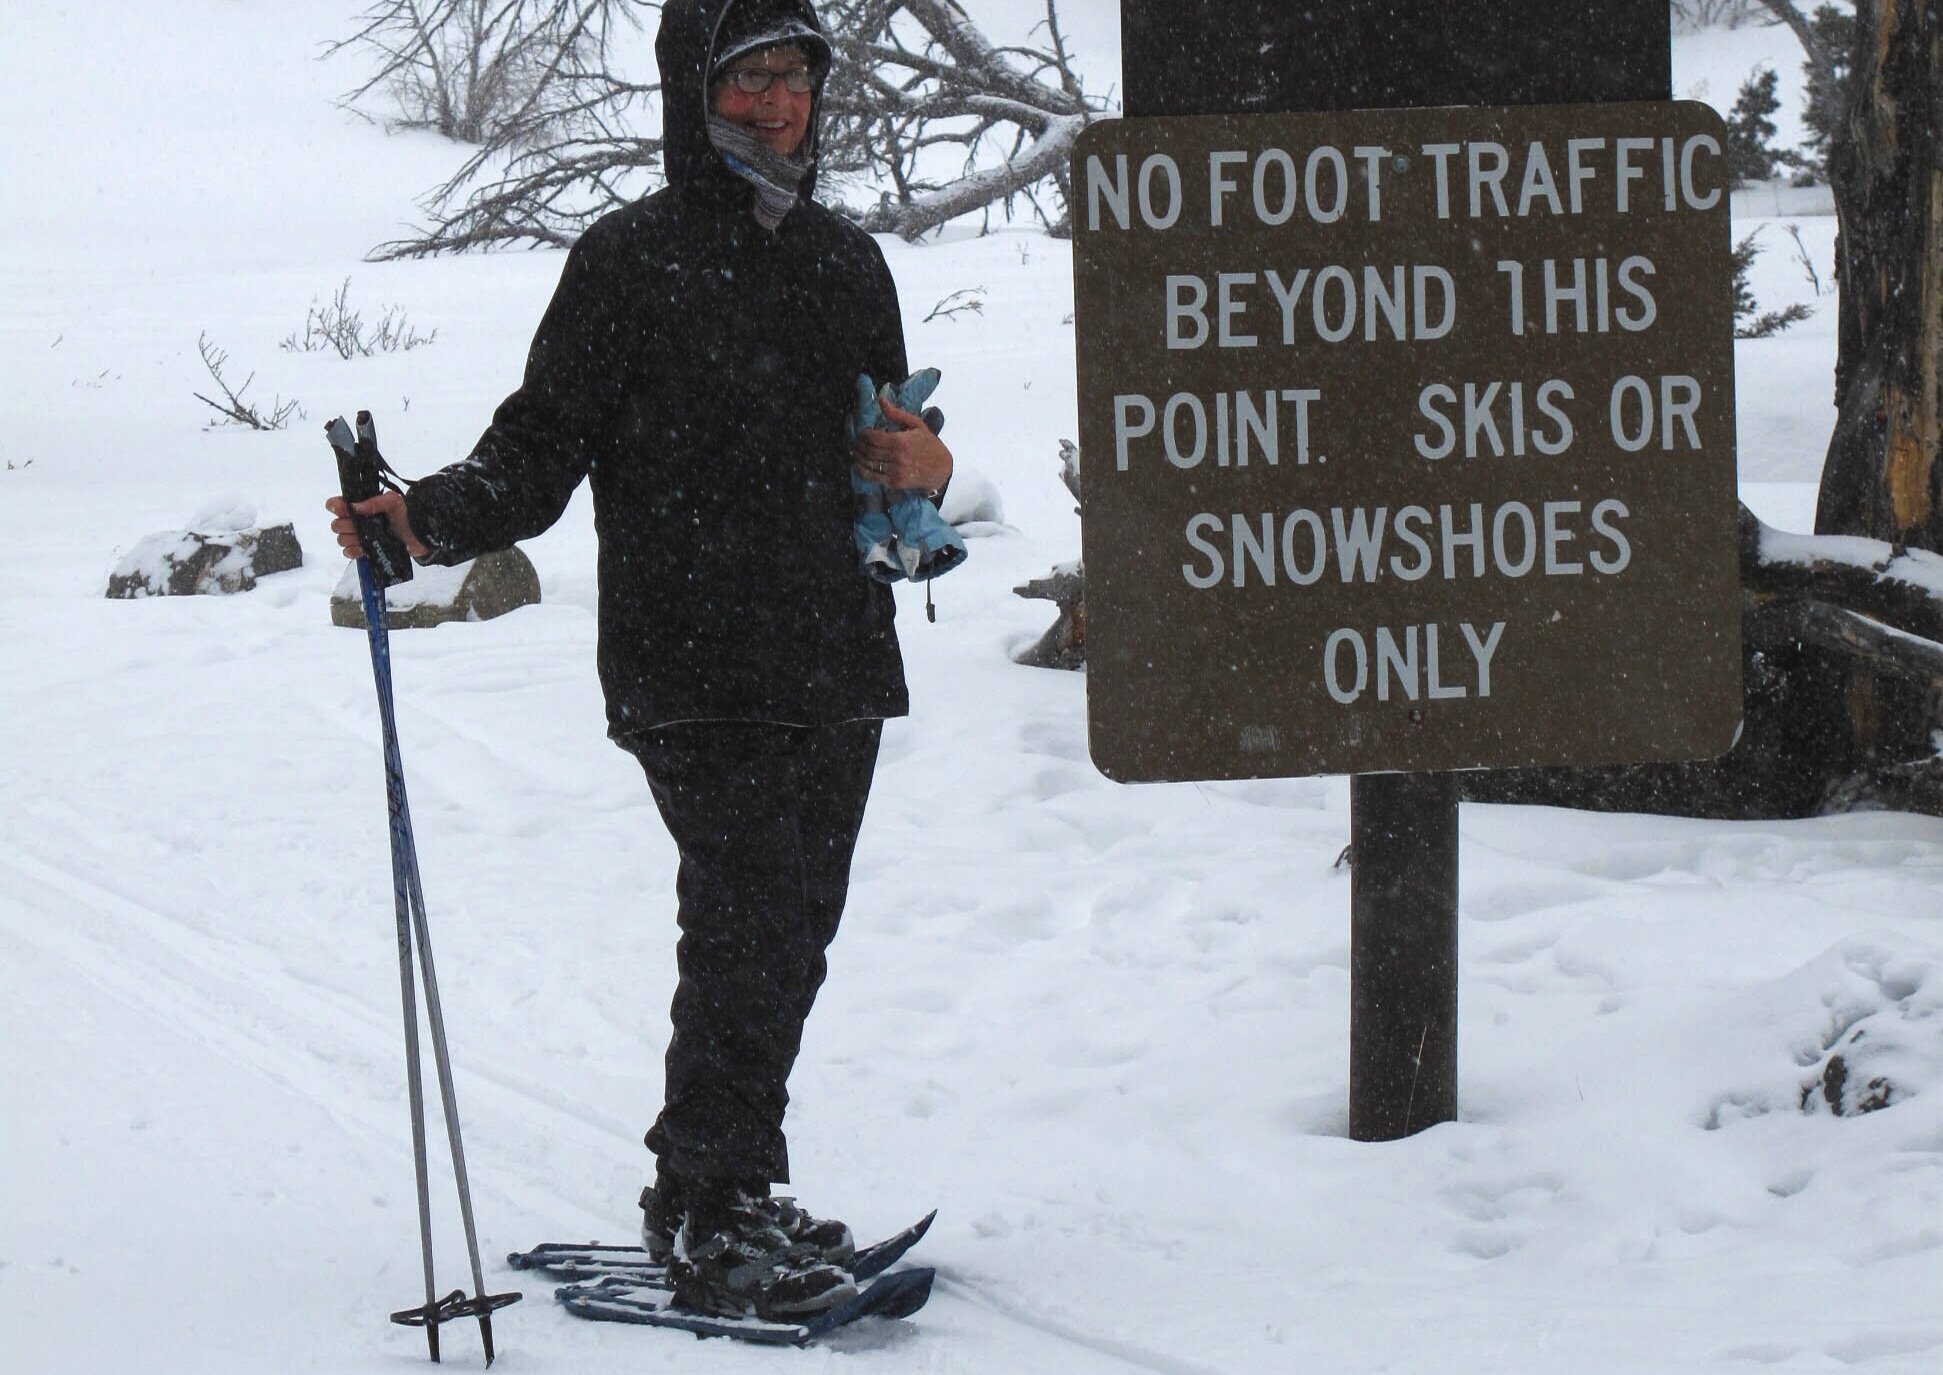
922, 286, 985, 322
330, 0, 641, 145
281, 279, 438, 358
194, 334, 303, 431
1671, 0, 1763, 32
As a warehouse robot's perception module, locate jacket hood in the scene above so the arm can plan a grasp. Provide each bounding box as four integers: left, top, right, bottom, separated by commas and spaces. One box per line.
657, 0, 829, 203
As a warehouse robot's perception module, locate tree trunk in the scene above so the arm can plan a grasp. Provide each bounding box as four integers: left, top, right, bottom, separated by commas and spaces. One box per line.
1809, 1, 1943, 778
1816, 0, 1943, 551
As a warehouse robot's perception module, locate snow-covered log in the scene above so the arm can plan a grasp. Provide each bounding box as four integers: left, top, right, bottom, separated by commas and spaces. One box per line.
1742, 507, 1943, 663
1465, 507, 1943, 819
1013, 439, 1084, 671
852, 112, 1087, 242
1013, 560, 1084, 671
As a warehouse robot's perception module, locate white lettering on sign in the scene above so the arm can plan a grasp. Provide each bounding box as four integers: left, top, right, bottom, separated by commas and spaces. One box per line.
1413, 378, 1577, 458
1494, 256, 1658, 336
1164, 273, 1268, 348
1206, 145, 1392, 227
1116, 389, 1321, 471
1087, 132, 1732, 231
1085, 152, 1185, 230
1207, 150, 1248, 227
1164, 266, 1455, 348
1323, 622, 1506, 703
1608, 375, 1704, 451
1681, 135, 1724, 210
1614, 136, 1655, 212
1305, 146, 1351, 222
1166, 275, 1209, 348
1141, 155, 1184, 228
1422, 135, 1724, 219
1176, 499, 1633, 588
1517, 141, 1563, 216
1094, 144, 1400, 231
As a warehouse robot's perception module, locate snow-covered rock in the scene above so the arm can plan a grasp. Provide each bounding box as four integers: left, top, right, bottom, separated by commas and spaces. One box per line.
105, 521, 302, 598
329, 547, 540, 630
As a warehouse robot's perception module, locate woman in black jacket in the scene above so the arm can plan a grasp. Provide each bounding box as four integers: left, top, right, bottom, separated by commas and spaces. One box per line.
328, 0, 951, 1321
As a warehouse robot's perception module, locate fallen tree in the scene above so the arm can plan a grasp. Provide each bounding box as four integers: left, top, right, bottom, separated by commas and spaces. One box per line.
820, 0, 1101, 239
366, 0, 1107, 257
1459, 505, 1943, 818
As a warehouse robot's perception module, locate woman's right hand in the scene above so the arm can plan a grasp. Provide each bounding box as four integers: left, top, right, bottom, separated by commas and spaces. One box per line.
325, 491, 429, 561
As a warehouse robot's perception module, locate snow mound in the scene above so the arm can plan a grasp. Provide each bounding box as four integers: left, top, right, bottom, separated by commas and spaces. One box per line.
187, 496, 259, 535
1708, 935, 1943, 1127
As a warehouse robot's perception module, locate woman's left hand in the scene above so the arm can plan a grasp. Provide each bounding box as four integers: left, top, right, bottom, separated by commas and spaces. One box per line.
853, 395, 954, 494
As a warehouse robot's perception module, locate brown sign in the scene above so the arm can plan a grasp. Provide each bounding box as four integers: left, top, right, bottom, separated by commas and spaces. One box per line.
1072, 102, 1742, 782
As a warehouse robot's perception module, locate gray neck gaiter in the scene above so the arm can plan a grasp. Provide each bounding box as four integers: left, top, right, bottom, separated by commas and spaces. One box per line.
707, 114, 812, 231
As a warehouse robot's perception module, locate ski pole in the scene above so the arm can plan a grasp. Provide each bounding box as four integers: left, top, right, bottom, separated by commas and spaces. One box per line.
328, 414, 521, 1366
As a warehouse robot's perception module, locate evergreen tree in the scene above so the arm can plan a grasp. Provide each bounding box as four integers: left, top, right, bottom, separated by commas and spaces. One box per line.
1726, 66, 1783, 185
1798, 3, 1855, 180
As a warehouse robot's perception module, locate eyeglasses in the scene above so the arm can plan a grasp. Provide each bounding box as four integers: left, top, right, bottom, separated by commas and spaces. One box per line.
721, 65, 816, 95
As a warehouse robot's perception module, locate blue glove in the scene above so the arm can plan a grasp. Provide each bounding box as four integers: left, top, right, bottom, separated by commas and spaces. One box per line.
849, 369, 967, 584
846, 368, 941, 446
881, 488, 968, 581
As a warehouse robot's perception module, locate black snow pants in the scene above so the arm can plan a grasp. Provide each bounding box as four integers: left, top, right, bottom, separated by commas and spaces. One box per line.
622, 718, 883, 1188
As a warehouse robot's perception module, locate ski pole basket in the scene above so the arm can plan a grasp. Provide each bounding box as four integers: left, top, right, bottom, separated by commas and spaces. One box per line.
391, 1290, 524, 1365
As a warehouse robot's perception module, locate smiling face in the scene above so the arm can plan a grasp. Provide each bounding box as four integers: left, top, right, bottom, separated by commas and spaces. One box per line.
710, 42, 815, 157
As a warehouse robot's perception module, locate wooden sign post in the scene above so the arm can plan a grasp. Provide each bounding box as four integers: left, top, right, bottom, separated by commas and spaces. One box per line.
1087, 1, 1722, 1141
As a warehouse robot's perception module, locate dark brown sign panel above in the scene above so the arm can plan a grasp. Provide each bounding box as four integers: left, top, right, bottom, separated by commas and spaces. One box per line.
1073, 102, 1742, 783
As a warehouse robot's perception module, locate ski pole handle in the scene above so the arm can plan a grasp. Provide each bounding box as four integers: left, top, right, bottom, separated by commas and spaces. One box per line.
326, 413, 414, 590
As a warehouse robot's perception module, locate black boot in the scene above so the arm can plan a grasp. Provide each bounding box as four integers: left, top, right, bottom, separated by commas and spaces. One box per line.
645, 1168, 854, 1268
762, 1195, 856, 1266
638, 1170, 684, 1264
669, 1182, 857, 1320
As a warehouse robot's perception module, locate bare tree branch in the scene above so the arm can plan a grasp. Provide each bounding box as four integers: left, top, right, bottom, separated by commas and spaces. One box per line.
366, 0, 1109, 256
328, 1, 642, 144
819, 0, 1107, 239
854, 111, 1087, 239
372, 131, 664, 257
1756, 0, 1843, 103
194, 334, 302, 431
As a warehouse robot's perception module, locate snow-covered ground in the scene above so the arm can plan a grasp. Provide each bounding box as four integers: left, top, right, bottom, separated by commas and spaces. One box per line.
4, 4, 1940, 1372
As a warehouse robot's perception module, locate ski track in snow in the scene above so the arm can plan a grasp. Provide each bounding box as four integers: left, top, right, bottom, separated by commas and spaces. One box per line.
935, 1270, 1229, 1375
0, 831, 643, 1205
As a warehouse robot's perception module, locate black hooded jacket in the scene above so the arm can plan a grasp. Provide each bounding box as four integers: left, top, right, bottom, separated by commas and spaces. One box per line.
405, 0, 911, 734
